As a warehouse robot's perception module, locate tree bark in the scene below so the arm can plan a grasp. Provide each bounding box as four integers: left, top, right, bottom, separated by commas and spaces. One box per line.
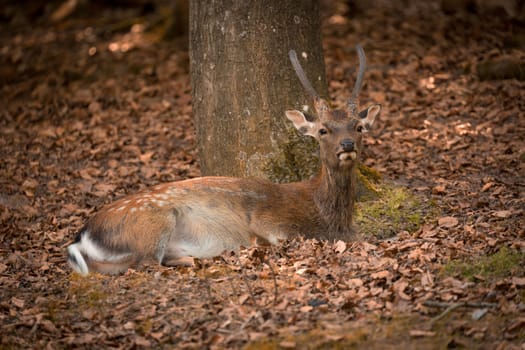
190, 0, 326, 182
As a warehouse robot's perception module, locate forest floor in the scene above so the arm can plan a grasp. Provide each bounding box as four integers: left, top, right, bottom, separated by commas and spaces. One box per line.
1, 1, 524, 349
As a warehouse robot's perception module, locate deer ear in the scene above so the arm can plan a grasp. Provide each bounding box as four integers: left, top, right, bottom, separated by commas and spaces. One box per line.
358, 104, 381, 131
285, 110, 318, 138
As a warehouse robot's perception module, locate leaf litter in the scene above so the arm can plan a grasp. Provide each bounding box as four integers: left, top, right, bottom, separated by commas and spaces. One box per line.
1, 0, 524, 349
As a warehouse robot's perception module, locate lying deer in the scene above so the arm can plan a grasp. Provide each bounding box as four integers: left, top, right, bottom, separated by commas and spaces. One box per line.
67, 46, 381, 275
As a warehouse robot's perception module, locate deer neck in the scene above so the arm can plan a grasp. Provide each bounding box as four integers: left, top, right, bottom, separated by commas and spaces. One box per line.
313, 163, 356, 239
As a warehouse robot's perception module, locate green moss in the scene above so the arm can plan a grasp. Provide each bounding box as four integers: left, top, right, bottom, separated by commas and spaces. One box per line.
357, 164, 382, 183
442, 247, 525, 282
138, 319, 154, 335
68, 273, 111, 309
356, 164, 382, 201
355, 183, 437, 238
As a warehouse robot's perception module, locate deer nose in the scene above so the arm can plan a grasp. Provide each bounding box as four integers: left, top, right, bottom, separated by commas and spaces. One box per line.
340, 139, 355, 152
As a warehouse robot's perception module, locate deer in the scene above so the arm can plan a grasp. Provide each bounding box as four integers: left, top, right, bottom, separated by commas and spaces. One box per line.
67, 45, 381, 275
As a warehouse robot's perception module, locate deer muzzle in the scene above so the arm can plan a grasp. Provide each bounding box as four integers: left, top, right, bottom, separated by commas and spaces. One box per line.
338, 151, 357, 161
337, 139, 358, 162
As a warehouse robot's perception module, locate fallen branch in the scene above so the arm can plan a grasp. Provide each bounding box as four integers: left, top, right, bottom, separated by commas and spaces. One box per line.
423, 300, 498, 326
423, 300, 498, 309
429, 302, 463, 325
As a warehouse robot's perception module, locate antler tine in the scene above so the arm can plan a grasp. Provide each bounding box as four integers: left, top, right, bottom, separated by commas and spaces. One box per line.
289, 50, 320, 100
351, 45, 366, 100
348, 45, 366, 114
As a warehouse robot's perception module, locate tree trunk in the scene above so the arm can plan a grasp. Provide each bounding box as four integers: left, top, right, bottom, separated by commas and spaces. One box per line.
190, 0, 326, 182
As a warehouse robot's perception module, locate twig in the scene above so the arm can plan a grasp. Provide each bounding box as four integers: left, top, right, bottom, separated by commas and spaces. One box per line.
423, 300, 498, 309
215, 328, 233, 334
429, 302, 463, 325
423, 300, 498, 326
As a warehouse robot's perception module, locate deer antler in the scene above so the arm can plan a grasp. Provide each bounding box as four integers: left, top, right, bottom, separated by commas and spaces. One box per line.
288, 50, 320, 100
348, 45, 366, 115
289, 50, 331, 116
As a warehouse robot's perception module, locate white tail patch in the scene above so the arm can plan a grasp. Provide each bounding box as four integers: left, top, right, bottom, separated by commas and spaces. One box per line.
67, 231, 133, 276
67, 243, 89, 275
82, 234, 132, 262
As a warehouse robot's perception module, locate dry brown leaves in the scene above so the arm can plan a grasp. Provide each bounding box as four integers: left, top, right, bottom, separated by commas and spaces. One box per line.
1, 0, 524, 349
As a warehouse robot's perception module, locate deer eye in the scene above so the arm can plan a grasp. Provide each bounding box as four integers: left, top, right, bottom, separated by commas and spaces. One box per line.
319, 128, 328, 136
356, 125, 363, 133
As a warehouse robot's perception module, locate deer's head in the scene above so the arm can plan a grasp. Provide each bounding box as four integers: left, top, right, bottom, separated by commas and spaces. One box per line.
286, 47, 381, 170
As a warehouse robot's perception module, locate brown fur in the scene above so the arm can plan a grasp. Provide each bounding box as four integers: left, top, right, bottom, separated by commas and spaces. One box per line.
68, 104, 380, 275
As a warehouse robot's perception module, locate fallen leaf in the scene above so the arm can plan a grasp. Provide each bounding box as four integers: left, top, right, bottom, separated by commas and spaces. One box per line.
21, 179, 38, 197
421, 271, 434, 287
279, 340, 297, 349
365, 299, 383, 310
334, 240, 347, 254
493, 210, 512, 218
325, 334, 344, 341
249, 332, 266, 341
123, 321, 135, 330
93, 183, 117, 196
134, 337, 151, 347
150, 331, 165, 341
347, 278, 364, 288
481, 182, 494, 192
74, 334, 96, 344
40, 319, 58, 333
238, 293, 250, 305
300, 305, 313, 313
410, 330, 436, 337
511, 277, 525, 286
421, 55, 440, 67
139, 151, 155, 163
11, 297, 25, 308
370, 270, 391, 280
438, 216, 459, 228
432, 184, 446, 194
392, 279, 407, 293
82, 309, 97, 320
